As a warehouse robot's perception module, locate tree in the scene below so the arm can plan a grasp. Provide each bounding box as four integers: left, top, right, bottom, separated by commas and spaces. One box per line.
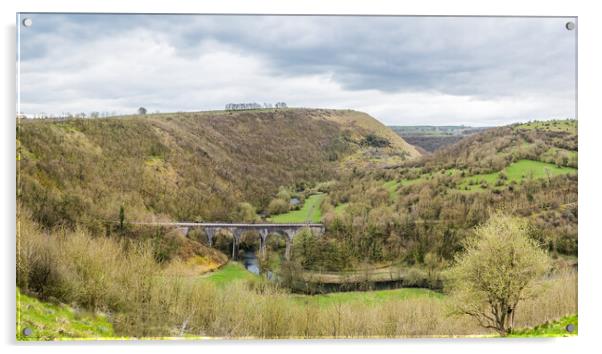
137, 107, 147, 115
445, 214, 550, 336
234, 202, 257, 222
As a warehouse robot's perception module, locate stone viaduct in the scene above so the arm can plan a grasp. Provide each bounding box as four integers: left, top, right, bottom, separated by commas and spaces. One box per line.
134, 222, 325, 260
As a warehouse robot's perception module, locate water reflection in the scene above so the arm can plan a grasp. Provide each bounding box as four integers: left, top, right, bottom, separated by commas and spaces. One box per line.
242, 250, 260, 275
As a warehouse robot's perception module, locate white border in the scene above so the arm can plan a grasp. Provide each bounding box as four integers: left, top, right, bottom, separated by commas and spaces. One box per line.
2, 1, 600, 354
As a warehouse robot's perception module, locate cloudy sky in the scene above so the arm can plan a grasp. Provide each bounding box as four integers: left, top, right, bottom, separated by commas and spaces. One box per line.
18, 14, 576, 126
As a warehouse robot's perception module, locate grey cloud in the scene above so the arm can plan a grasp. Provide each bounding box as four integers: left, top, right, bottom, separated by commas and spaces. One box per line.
17, 14, 576, 124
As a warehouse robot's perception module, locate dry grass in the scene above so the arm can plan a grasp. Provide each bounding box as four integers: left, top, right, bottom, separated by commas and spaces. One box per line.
513, 269, 577, 328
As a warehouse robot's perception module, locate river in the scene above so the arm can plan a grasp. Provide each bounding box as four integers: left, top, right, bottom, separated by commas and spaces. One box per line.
240, 249, 438, 294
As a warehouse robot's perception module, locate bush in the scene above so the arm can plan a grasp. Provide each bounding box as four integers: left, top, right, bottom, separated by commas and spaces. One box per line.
268, 198, 289, 215
362, 133, 390, 148
17, 213, 159, 312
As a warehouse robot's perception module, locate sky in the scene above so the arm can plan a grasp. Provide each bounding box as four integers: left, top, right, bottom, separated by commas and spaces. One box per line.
17, 14, 576, 126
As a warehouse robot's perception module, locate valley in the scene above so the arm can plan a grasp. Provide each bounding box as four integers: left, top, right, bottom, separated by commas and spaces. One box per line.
16, 110, 577, 338
390, 125, 489, 153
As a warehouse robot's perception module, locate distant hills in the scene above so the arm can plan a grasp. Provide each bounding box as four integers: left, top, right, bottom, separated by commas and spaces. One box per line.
390, 125, 489, 153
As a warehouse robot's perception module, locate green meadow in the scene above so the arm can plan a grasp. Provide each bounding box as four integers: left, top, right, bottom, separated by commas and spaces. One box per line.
269, 193, 325, 223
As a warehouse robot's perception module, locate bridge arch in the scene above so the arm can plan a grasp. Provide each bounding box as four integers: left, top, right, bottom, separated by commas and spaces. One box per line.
187, 228, 210, 246
238, 230, 261, 252
132, 222, 325, 261
212, 229, 236, 258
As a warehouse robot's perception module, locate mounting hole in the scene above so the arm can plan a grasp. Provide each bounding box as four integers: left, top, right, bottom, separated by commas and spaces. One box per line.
22, 18, 33, 28
565, 21, 575, 31
565, 323, 575, 333
22, 327, 33, 336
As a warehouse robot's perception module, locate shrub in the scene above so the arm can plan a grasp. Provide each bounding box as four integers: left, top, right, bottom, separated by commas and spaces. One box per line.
268, 198, 289, 215
362, 133, 390, 148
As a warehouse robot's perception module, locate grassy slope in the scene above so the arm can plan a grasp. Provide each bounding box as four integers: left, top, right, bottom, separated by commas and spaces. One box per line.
384, 158, 576, 196
460, 159, 576, 191
17, 288, 114, 340
515, 119, 577, 134
510, 314, 577, 337
269, 193, 325, 223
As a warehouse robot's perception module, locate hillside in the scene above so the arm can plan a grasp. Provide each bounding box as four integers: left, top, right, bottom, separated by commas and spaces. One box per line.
17, 108, 417, 231
316, 119, 578, 270
419, 119, 577, 171
324, 110, 420, 158
17, 288, 114, 340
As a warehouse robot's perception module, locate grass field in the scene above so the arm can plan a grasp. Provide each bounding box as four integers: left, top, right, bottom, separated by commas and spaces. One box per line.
460, 159, 577, 191
269, 193, 325, 223
292, 288, 443, 307
17, 288, 114, 340
198, 262, 259, 286
510, 314, 577, 337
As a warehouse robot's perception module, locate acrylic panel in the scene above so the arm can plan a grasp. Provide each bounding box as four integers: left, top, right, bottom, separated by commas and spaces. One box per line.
16, 13, 577, 340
